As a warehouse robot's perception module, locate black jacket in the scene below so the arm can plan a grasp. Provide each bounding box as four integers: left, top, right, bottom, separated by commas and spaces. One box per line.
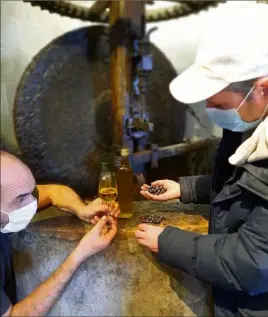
158, 129, 268, 317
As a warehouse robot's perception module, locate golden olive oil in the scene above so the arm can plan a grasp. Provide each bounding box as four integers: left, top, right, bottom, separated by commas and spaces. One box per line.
116, 148, 133, 218
99, 187, 117, 202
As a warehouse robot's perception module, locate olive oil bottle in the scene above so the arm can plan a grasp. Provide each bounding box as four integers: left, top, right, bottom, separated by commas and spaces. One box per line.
116, 148, 133, 218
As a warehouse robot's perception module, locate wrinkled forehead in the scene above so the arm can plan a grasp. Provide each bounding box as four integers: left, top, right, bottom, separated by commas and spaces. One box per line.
1, 155, 35, 203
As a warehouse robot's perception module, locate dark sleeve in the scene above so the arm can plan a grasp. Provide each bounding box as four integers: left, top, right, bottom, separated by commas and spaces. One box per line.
179, 175, 212, 204
158, 202, 268, 295
32, 186, 39, 202
1, 288, 11, 315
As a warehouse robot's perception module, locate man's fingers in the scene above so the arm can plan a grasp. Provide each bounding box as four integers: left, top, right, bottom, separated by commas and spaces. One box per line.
91, 215, 100, 225
101, 224, 109, 235
91, 215, 100, 224
106, 216, 117, 229
103, 201, 110, 211
92, 216, 107, 234
140, 191, 155, 200
151, 180, 166, 186
141, 191, 163, 201
140, 190, 149, 198
154, 192, 170, 201
106, 202, 119, 216
106, 228, 117, 240
105, 221, 117, 239
135, 230, 146, 239
109, 216, 117, 230
147, 194, 163, 201
138, 223, 149, 231
107, 202, 113, 211
137, 239, 147, 247
141, 184, 150, 191
106, 215, 115, 223
114, 211, 120, 218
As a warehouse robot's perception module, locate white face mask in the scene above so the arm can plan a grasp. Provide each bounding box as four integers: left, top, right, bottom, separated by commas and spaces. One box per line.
206, 86, 268, 132
1, 199, 37, 234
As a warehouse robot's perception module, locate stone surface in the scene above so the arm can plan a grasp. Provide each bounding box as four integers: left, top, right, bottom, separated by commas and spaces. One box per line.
11, 201, 211, 316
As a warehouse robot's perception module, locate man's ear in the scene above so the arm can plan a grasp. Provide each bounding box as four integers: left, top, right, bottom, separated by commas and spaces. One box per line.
255, 76, 268, 97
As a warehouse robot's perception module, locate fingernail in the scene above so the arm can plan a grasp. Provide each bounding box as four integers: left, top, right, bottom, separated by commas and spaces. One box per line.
102, 216, 107, 221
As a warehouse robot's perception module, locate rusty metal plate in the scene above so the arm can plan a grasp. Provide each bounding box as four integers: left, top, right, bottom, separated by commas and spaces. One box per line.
15, 25, 186, 198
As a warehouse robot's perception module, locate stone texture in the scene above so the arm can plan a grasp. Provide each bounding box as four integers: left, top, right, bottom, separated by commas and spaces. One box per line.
11, 201, 211, 316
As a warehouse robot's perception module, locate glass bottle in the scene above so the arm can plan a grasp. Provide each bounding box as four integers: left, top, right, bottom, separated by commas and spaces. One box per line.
101, 162, 109, 173
116, 148, 133, 218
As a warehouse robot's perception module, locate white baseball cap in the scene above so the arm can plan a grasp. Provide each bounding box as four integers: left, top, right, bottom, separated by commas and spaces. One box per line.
169, 3, 268, 104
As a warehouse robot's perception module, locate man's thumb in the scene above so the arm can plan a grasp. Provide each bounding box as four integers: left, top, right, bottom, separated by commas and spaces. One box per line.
92, 216, 107, 234
151, 180, 165, 186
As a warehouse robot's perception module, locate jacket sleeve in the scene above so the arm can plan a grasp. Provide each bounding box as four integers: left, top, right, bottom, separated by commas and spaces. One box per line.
158, 202, 268, 295
179, 175, 212, 204
0, 288, 11, 316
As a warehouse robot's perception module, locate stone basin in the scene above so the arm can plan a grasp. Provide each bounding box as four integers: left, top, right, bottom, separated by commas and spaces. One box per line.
11, 201, 211, 316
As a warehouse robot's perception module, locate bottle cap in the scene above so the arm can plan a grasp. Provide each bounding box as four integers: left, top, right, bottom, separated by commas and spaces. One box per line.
121, 148, 130, 156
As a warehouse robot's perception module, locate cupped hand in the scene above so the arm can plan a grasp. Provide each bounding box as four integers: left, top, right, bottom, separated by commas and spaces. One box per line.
140, 180, 181, 201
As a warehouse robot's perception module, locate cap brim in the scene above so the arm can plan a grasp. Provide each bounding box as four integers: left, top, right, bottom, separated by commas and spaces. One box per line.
169, 64, 229, 104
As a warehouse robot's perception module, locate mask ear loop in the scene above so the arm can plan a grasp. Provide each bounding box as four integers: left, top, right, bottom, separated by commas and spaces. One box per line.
237, 86, 255, 111
237, 86, 267, 121
260, 104, 268, 120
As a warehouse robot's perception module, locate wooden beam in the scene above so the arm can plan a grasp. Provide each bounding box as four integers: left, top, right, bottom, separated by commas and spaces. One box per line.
131, 138, 220, 165
109, 0, 145, 150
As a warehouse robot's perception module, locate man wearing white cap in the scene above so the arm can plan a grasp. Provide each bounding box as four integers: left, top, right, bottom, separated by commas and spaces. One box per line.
136, 3, 268, 316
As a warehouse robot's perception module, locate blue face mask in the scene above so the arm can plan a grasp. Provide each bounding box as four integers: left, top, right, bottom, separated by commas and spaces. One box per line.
205, 86, 268, 132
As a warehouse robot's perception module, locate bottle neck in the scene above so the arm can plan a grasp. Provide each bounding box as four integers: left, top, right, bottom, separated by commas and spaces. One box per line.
101, 162, 109, 173
121, 155, 130, 167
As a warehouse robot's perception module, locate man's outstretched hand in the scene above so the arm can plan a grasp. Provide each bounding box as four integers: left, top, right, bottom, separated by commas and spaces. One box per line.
140, 180, 181, 201
38, 184, 120, 223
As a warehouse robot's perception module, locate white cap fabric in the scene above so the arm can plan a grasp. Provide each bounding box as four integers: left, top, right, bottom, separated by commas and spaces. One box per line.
170, 3, 268, 104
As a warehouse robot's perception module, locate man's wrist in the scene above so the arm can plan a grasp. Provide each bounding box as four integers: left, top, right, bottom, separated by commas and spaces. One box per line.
69, 247, 91, 267
49, 184, 87, 215
71, 200, 87, 216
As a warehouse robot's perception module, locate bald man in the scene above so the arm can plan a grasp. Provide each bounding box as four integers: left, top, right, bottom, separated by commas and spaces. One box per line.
0, 150, 119, 316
